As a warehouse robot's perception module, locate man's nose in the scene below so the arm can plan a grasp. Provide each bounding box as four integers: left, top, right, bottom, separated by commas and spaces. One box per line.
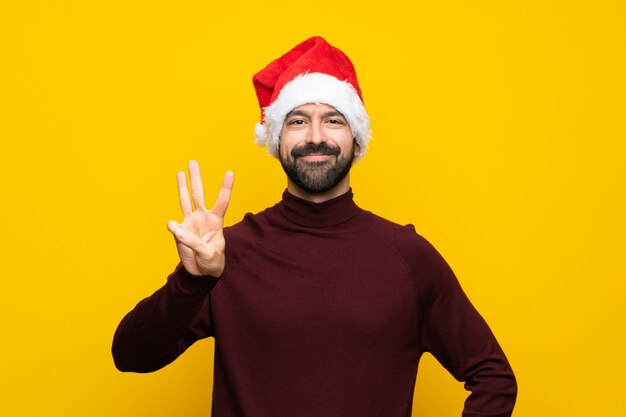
305, 121, 325, 145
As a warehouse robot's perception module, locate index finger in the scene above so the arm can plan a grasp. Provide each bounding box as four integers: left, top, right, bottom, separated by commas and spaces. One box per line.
211, 171, 234, 218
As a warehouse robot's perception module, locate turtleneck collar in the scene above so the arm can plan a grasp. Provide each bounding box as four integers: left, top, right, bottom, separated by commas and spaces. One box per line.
277, 188, 359, 227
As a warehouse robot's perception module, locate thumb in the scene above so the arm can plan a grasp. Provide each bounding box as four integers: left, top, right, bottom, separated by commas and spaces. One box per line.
167, 220, 207, 253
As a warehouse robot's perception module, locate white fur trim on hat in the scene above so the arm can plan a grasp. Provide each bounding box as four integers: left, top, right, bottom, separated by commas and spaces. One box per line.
254, 73, 371, 159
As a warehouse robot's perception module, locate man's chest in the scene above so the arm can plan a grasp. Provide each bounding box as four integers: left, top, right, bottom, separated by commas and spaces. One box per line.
210, 230, 419, 349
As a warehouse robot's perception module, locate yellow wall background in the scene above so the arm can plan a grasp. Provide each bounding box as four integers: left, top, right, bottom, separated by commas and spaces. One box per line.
1, 1, 624, 416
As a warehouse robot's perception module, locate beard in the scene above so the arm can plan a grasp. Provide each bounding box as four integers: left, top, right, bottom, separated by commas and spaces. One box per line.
279, 141, 356, 194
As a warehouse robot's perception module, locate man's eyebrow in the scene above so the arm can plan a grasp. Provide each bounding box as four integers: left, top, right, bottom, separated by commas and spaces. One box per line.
284, 109, 347, 119
322, 110, 346, 119
285, 109, 309, 118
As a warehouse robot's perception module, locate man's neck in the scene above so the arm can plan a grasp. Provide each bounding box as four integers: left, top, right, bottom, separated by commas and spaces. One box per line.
286, 175, 351, 203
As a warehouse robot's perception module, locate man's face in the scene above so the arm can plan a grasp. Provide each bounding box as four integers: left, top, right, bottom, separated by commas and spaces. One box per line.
278, 103, 358, 194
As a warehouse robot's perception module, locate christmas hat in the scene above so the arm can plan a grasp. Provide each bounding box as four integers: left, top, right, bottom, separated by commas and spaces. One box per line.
253, 36, 371, 159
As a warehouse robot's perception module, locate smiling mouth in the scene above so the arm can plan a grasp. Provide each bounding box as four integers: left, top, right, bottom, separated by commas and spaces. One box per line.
291, 143, 341, 159
299, 153, 335, 162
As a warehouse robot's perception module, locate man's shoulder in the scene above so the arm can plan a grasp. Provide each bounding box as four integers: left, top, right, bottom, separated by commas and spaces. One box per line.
362, 210, 426, 244
357, 208, 451, 279
357, 209, 433, 253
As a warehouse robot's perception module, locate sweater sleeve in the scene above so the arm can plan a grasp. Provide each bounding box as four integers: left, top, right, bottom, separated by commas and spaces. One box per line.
415, 238, 517, 417
111, 263, 219, 373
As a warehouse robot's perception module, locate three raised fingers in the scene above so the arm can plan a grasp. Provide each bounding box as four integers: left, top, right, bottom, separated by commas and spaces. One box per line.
176, 160, 233, 219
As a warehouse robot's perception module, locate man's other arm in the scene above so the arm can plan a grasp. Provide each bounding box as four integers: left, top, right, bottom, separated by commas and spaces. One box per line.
415, 237, 517, 417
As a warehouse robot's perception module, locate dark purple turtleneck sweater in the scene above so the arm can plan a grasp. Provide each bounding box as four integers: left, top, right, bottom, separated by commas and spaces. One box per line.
112, 190, 516, 417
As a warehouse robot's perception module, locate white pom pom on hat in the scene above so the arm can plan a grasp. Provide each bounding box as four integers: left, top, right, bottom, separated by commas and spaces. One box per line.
252, 36, 371, 159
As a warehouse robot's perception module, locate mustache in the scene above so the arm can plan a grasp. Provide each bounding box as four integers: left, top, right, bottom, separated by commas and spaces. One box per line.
291, 143, 341, 158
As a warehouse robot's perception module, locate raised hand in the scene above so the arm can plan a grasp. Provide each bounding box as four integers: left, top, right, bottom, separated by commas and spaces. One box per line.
166, 160, 234, 277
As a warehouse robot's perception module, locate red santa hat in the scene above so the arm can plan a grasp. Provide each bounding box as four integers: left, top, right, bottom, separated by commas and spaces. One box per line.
252, 36, 371, 159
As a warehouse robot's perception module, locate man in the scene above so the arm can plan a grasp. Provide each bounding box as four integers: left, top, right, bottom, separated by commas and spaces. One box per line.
112, 36, 517, 416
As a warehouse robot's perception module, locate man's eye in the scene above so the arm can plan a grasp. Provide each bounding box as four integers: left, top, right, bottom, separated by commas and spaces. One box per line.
289, 119, 305, 125
327, 118, 344, 125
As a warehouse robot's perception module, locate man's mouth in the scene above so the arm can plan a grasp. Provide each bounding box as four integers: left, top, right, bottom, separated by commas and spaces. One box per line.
299, 153, 335, 163
291, 144, 341, 160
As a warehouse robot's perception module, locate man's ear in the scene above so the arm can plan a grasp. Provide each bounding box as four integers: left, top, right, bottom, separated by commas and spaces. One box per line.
352, 138, 360, 161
